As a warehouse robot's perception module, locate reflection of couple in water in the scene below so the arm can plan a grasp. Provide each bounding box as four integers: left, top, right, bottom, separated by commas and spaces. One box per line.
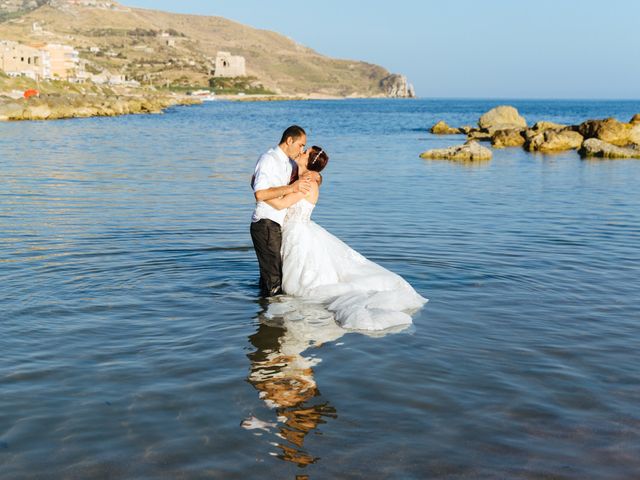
243, 299, 410, 468
243, 300, 344, 467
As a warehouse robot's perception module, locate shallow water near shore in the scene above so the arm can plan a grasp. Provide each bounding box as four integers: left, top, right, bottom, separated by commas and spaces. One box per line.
2, 98, 640, 479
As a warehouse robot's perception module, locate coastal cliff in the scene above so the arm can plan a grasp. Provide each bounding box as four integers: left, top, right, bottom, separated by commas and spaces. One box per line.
380, 74, 415, 98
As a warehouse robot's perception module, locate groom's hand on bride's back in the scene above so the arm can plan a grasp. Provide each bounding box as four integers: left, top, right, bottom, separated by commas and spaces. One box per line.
292, 176, 312, 194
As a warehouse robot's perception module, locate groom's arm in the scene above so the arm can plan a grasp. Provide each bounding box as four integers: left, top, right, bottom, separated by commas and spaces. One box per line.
265, 191, 306, 211
254, 172, 318, 202
255, 178, 310, 202
264, 172, 321, 210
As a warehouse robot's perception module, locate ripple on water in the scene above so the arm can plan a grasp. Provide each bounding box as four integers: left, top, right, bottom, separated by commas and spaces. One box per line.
2, 99, 640, 478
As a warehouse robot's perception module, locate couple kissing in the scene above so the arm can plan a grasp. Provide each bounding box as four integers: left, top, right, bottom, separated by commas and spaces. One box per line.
250, 125, 426, 332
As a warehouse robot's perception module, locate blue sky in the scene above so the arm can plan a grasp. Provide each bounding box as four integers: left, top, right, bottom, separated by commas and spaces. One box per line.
125, 0, 639, 99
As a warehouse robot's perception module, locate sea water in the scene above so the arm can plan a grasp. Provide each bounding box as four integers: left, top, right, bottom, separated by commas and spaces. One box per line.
1, 98, 640, 478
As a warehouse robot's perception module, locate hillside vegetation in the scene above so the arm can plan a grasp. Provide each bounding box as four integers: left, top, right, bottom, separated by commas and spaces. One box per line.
0, 0, 411, 97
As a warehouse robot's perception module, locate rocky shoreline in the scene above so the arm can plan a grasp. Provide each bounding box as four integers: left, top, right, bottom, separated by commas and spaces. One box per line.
0, 91, 414, 120
424, 106, 640, 161
0, 93, 202, 121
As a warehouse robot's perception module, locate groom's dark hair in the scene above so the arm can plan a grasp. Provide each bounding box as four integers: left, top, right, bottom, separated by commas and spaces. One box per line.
279, 125, 306, 145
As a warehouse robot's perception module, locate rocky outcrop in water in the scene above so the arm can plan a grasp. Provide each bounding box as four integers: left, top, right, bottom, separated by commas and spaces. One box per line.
458, 106, 529, 143
576, 118, 639, 147
524, 129, 584, 152
491, 128, 525, 148
420, 140, 492, 161
430, 120, 460, 135
380, 74, 415, 98
530, 121, 566, 132
579, 139, 640, 159
0, 94, 200, 121
466, 130, 493, 142
478, 105, 527, 132
425, 105, 640, 159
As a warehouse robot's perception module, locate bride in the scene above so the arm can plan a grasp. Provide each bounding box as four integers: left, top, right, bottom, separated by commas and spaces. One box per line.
266, 146, 427, 331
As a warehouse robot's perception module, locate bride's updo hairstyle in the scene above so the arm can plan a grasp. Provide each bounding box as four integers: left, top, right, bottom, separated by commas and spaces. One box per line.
307, 146, 329, 172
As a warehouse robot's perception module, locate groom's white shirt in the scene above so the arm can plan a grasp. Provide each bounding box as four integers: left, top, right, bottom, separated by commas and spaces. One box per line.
251, 146, 294, 226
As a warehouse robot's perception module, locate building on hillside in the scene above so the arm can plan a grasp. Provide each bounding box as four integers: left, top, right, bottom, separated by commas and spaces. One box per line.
90, 71, 126, 85
32, 43, 80, 80
0, 41, 81, 81
213, 51, 246, 78
0, 40, 50, 79
0, 0, 23, 13
51, 0, 117, 8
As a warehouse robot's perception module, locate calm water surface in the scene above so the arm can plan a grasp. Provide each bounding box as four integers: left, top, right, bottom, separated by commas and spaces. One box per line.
2, 99, 640, 479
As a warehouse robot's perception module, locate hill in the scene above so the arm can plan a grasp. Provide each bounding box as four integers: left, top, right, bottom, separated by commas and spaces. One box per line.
0, 0, 414, 97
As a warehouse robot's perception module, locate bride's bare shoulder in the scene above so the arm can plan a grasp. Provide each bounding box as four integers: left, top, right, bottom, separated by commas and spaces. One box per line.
307, 177, 320, 202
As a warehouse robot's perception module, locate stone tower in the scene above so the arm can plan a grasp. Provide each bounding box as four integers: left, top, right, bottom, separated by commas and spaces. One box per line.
213, 51, 246, 78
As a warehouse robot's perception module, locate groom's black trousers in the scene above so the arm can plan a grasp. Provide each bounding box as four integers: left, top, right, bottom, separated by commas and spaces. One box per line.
250, 219, 282, 296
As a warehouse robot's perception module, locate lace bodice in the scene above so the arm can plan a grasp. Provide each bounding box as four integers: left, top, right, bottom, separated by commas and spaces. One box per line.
284, 199, 315, 224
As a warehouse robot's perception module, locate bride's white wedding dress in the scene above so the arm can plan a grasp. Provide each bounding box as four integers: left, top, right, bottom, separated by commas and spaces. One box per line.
281, 198, 427, 331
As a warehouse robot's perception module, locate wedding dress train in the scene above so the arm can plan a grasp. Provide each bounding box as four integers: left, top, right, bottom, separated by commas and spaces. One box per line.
281, 199, 427, 331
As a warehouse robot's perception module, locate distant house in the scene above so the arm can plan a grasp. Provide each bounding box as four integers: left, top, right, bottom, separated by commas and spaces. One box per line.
30, 42, 80, 80
58, 0, 117, 8
0, 40, 50, 79
90, 71, 126, 85
0, 40, 83, 81
213, 51, 246, 78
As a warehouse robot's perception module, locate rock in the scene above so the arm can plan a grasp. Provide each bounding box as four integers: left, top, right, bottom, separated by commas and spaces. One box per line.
466, 129, 492, 142
629, 124, 640, 145
380, 74, 415, 98
22, 104, 52, 120
420, 140, 492, 161
531, 121, 566, 132
478, 105, 527, 132
74, 106, 100, 118
430, 120, 460, 135
109, 102, 126, 116
525, 129, 583, 152
521, 128, 538, 143
491, 128, 525, 148
459, 125, 473, 134
579, 138, 640, 159
576, 118, 633, 146
126, 99, 143, 113
141, 98, 165, 113
630, 114, 640, 125
0, 101, 25, 120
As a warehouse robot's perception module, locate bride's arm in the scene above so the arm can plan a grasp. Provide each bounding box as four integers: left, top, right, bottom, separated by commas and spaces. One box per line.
265, 191, 306, 211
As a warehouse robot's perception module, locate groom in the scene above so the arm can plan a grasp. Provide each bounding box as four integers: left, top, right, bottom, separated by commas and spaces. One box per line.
250, 125, 319, 297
